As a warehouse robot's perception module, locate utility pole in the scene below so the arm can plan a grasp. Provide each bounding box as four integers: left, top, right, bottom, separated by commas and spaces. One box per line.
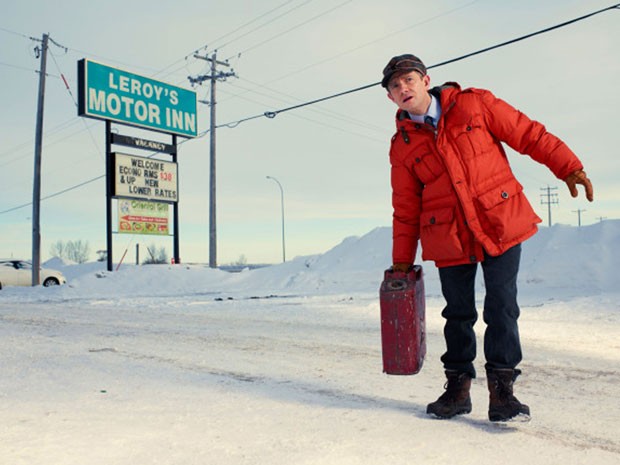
540, 185, 559, 227
32, 33, 49, 286
188, 51, 236, 268
572, 209, 586, 227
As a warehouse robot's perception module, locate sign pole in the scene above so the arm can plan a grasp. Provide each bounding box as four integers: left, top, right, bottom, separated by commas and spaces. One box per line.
77, 59, 197, 271
172, 134, 180, 264
106, 121, 113, 272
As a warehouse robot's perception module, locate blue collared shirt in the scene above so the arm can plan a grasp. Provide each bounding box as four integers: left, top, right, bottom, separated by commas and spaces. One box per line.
408, 94, 442, 127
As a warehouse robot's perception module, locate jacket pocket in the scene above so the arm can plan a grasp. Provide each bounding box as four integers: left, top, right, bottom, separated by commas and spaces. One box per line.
476, 180, 538, 242
449, 117, 489, 159
412, 151, 445, 184
420, 207, 464, 261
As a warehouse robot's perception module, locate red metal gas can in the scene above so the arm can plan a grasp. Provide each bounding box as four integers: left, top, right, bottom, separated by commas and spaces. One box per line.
380, 265, 426, 375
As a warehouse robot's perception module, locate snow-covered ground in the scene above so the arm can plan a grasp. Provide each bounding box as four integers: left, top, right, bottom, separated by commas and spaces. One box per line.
1, 221, 619, 465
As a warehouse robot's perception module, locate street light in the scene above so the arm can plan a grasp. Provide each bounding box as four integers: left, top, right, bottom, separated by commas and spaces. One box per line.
266, 176, 286, 263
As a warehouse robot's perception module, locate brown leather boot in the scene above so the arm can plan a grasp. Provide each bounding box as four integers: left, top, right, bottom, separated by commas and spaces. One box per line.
487, 368, 530, 422
426, 370, 472, 419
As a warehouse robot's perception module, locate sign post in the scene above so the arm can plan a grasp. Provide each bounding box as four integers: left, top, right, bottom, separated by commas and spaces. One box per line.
78, 59, 197, 271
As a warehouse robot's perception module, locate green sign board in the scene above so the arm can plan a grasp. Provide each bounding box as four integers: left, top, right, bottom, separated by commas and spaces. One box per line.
78, 59, 197, 137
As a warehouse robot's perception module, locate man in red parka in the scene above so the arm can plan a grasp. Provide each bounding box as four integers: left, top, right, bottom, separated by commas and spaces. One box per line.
383, 54, 593, 422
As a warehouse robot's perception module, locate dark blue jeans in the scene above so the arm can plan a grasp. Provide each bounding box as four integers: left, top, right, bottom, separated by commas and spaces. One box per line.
437, 244, 522, 379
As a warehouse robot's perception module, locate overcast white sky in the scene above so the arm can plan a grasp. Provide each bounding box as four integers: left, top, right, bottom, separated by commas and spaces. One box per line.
1, 0, 618, 264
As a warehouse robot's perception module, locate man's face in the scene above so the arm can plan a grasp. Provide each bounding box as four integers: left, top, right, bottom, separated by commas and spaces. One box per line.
386, 70, 431, 115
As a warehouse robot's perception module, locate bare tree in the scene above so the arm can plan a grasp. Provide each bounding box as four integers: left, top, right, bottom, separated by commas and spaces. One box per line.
66, 240, 90, 263
143, 244, 168, 264
49, 240, 66, 260
49, 240, 91, 263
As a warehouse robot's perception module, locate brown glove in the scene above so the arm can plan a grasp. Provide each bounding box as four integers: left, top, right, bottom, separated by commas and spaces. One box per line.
392, 263, 411, 273
564, 169, 594, 202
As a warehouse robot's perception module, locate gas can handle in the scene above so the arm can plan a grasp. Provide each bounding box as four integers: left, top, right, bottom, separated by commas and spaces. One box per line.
385, 264, 422, 280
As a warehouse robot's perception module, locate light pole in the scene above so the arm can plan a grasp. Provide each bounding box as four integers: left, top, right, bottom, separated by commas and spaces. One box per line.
266, 176, 286, 263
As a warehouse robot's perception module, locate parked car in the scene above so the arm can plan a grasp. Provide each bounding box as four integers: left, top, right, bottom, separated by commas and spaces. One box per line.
0, 260, 67, 289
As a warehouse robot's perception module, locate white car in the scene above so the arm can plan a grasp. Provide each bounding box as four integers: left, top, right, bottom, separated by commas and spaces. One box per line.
0, 260, 67, 289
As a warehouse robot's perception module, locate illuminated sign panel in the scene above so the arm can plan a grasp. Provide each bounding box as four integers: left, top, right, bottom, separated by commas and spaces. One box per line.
114, 153, 178, 202
78, 59, 197, 137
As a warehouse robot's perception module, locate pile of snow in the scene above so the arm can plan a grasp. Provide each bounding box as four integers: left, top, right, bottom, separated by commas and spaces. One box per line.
6, 219, 617, 303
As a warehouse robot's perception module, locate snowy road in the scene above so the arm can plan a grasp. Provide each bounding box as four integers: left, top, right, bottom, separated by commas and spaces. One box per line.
1, 292, 619, 465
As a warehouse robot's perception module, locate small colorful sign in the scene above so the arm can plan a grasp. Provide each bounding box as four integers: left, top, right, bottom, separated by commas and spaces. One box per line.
118, 199, 169, 235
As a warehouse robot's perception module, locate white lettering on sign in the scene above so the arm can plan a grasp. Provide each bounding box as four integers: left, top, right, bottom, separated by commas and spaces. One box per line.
79, 60, 197, 137
133, 139, 166, 151
107, 93, 121, 115
119, 75, 130, 92
108, 73, 170, 105
165, 107, 196, 133
89, 89, 162, 125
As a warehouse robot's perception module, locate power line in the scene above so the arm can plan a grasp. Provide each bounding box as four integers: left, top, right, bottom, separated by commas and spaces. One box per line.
427, 3, 620, 69
151, 0, 310, 81
0, 59, 60, 78
220, 80, 377, 129
0, 119, 98, 161
1, 2, 469, 174
225, 0, 352, 59
213, 0, 311, 51
0, 118, 84, 161
225, 77, 386, 133
1, 3, 618, 217
48, 48, 104, 161
216, 3, 620, 129
218, 84, 385, 143
214, 2, 481, 133
0, 25, 144, 74
227, 0, 479, 77
0, 61, 39, 74
0, 175, 105, 215
0, 135, 199, 215
540, 186, 559, 227
0, 26, 34, 40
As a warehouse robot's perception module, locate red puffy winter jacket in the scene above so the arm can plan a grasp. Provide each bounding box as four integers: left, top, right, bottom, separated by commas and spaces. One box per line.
390, 82, 584, 268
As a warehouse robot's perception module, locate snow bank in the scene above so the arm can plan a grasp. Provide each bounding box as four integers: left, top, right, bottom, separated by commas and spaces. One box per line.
24, 220, 616, 303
